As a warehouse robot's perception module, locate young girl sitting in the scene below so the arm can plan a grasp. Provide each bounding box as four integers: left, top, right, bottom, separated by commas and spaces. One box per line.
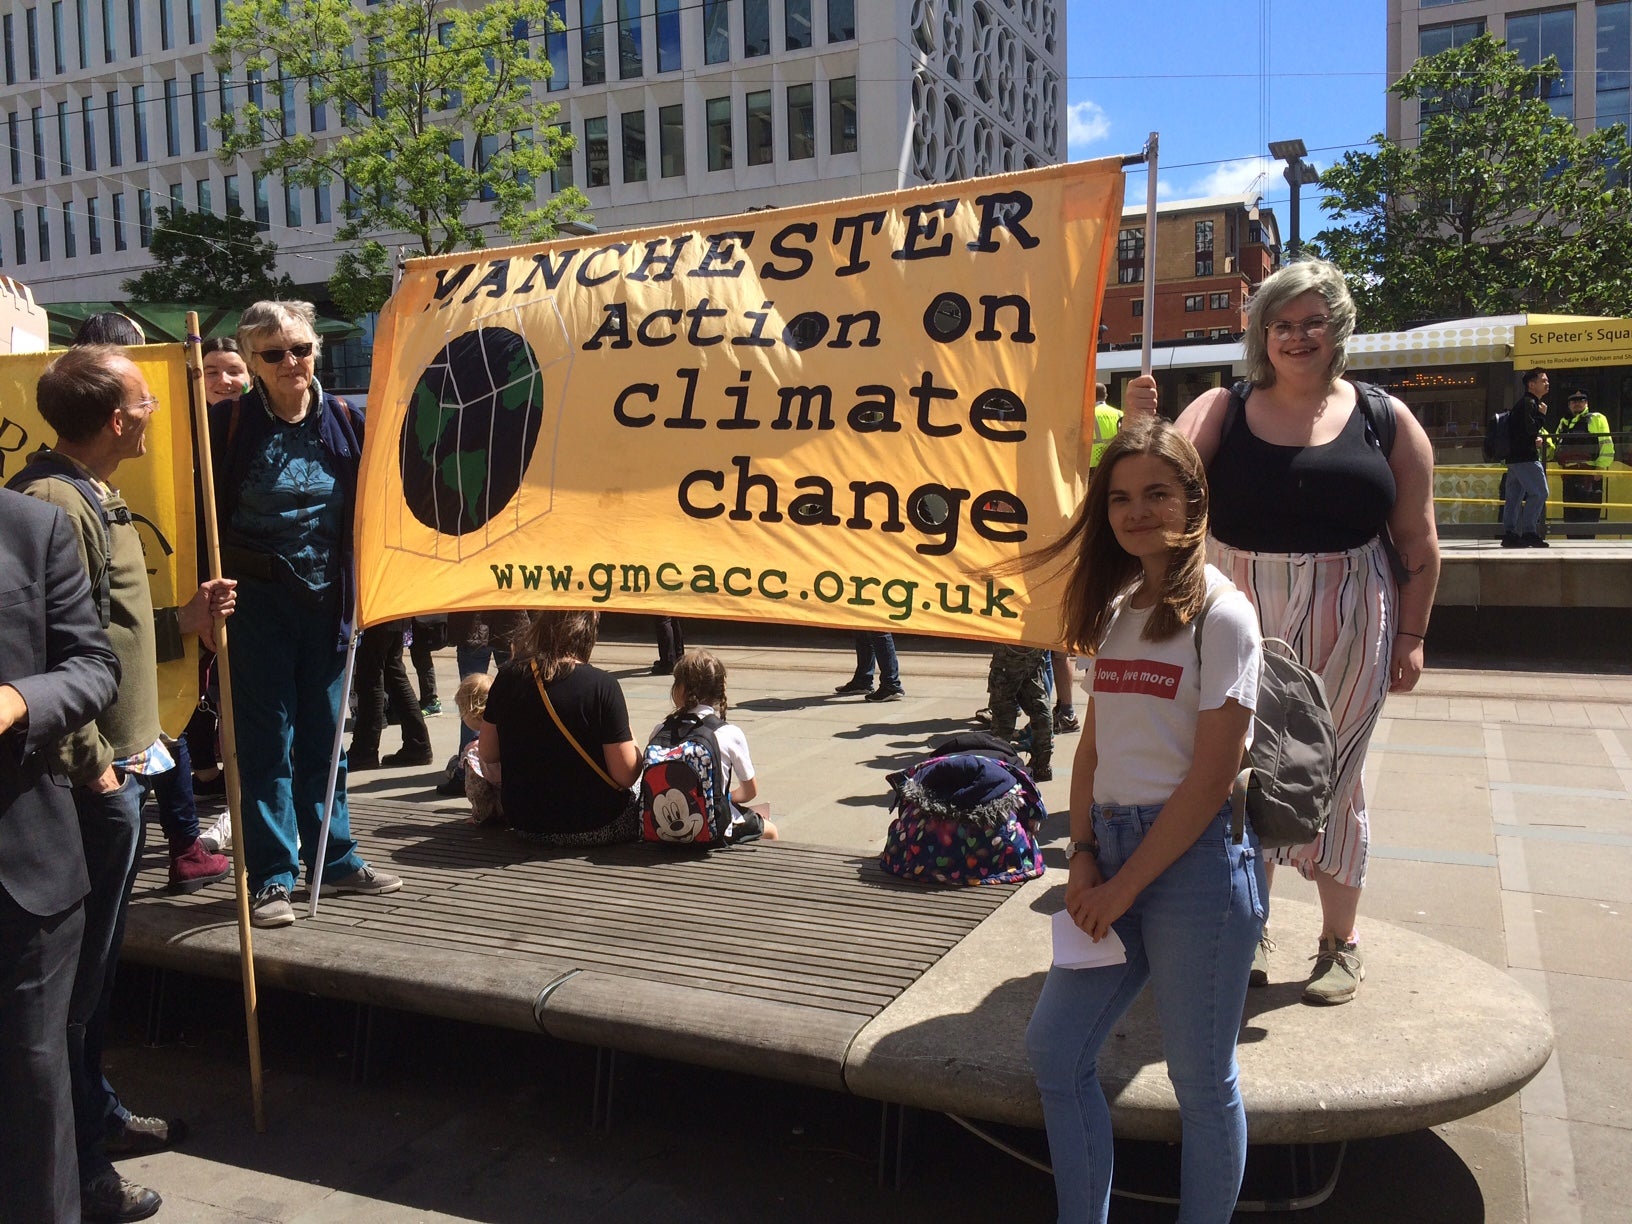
652, 651, 777, 842
1024, 419, 1267, 1224
454, 673, 502, 825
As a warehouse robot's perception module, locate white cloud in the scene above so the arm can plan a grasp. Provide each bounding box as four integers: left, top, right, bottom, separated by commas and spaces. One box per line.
1067, 100, 1111, 150
1185, 157, 1273, 199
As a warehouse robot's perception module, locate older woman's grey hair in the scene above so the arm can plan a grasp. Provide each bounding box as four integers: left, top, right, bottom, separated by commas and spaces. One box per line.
237, 299, 323, 360
1241, 258, 1357, 387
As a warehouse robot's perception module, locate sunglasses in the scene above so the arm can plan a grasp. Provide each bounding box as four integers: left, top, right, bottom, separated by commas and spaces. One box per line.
255, 342, 315, 364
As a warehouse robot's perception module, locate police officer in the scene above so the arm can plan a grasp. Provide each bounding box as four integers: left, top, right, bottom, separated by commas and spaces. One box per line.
1554, 388, 1613, 539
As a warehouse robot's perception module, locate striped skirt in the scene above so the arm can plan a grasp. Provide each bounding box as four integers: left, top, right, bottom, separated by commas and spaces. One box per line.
1207, 535, 1396, 889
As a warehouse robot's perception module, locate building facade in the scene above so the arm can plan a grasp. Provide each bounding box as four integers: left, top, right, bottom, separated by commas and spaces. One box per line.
1387, 0, 1632, 139
1098, 193, 1280, 349
0, 0, 1065, 322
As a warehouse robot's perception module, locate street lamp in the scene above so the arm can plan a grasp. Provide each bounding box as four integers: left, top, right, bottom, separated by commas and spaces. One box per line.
1269, 138, 1320, 259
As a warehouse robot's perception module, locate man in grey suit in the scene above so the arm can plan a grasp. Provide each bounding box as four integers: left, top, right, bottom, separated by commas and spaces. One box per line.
1, 486, 121, 1224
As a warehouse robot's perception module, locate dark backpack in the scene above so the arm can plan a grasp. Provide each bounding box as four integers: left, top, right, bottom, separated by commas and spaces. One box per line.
1483, 411, 1511, 462
1195, 585, 1338, 849
639, 710, 734, 846
6, 449, 121, 628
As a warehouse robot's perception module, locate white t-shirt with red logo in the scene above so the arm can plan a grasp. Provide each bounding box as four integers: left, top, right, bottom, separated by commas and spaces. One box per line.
1086, 567, 1262, 806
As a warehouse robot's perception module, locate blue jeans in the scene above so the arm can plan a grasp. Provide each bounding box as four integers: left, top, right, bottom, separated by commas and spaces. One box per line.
455, 640, 511, 755
149, 734, 200, 849
1502, 460, 1549, 536
68, 771, 149, 1184
1026, 802, 1267, 1224
228, 578, 364, 894
849, 632, 899, 688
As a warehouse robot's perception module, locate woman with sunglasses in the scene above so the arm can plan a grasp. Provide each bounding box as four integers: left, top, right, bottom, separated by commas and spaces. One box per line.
1156, 259, 1439, 1005
207, 300, 401, 929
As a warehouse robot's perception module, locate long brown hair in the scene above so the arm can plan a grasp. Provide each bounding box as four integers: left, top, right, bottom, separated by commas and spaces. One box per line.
671, 650, 729, 721
518, 610, 600, 681
1025, 418, 1210, 653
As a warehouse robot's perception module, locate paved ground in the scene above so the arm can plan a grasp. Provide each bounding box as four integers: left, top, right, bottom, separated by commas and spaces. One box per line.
101, 634, 1630, 1221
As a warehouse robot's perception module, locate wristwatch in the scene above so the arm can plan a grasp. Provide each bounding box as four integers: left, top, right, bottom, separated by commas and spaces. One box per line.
1065, 839, 1099, 862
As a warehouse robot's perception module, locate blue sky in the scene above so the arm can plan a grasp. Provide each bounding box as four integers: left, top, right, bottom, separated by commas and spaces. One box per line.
1065, 0, 1387, 236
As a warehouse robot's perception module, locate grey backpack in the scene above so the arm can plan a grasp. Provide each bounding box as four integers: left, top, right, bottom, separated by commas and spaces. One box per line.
1194, 586, 1337, 848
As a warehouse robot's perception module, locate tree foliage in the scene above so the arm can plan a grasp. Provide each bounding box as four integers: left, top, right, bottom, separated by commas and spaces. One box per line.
120, 206, 296, 305
212, 0, 589, 318
1311, 34, 1632, 331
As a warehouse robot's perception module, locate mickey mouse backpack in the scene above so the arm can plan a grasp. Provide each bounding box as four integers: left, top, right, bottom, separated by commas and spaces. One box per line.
639, 711, 734, 846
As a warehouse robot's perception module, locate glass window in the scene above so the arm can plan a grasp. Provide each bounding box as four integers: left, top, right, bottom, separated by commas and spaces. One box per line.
477, 133, 499, 198
1117, 226, 1144, 283
186, 0, 199, 43
158, 0, 170, 49
191, 72, 207, 150
706, 95, 731, 170
164, 78, 180, 157
76, 0, 87, 67
36, 205, 48, 261
546, 0, 567, 90
105, 90, 120, 165
310, 90, 326, 132
581, 0, 605, 85
1184, 294, 1204, 311
434, 23, 458, 108
51, 0, 63, 72
1209, 292, 1229, 310
26, 7, 39, 78
3, 15, 14, 85
1130, 299, 1143, 317
88, 195, 101, 252
30, 107, 43, 179
13, 209, 24, 263
195, 177, 210, 213
137, 186, 151, 245
63, 200, 76, 258
786, 82, 814, 159
314, 176, 330, 223
618, 0, 642, 79
132, 85, 148, 161
126, 0, 140, 56
621, 108, 646, 181
829, 75, 855, 153
167, 180, 180, 209
550, 121, 572, 191
448, 135, 464, 167
827, 0, 853, 42
278, 70, 295, 136
284, 175, 301, 226
101, 0, 112, 63
252, 171, 268, 228
56, 101, 69, 174
1419, 18, 1484, 58
743, 0, 768, 56
703, 0, 728, 64
1598, 2, 1631, 133
223, 172, 239, 215
584, 115, 609, 186
80, 99, 95, 170
745, 89, 771, 164
784, 0, 810, 50
1507, 8, 1576, 119
658, 103, 683, 177
656, 0, 680, 72
6, 114, 16, 183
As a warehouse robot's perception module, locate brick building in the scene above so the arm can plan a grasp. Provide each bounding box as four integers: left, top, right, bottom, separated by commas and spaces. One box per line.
1099, 193, 1281, 348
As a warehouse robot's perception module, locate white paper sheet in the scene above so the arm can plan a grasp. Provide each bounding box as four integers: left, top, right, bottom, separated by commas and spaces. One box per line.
1051, 909, 1128, 969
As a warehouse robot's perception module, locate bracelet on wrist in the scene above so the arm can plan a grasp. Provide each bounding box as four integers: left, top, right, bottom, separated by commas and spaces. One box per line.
1397, 631, 1425, 640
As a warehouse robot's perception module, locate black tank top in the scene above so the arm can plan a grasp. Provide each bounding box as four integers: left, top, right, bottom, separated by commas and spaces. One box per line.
1208, 386, 1397, 553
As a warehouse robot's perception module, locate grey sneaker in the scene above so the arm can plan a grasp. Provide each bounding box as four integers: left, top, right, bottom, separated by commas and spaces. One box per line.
1249, 931, 1275, 988
1303, 936, 1364, 1004
250, 884, 294, 929
328, 864, 403, 896
80, 1170, 161, 1222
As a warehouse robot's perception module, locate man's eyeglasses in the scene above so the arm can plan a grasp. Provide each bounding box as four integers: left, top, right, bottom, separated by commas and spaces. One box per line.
124, 395, 160, 413
1266, 317, 1331, 342
256, 342, 315, 364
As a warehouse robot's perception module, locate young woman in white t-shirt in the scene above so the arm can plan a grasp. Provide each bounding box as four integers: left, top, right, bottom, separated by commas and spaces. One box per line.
651, 651, 778, 842
1024, 419, 1267, 1224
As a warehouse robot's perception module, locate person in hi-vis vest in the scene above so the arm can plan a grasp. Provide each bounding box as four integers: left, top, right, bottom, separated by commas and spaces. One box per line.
1090, 383, 1124, 471
1554, 388, 1613, 539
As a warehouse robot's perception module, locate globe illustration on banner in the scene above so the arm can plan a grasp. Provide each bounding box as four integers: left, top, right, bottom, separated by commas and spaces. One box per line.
399, 326, 544, 536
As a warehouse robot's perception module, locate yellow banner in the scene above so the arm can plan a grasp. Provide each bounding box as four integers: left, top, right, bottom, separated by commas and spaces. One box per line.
0, 345, 200, 734
358, 160, 1125, 646
1513, 319, 1632, 370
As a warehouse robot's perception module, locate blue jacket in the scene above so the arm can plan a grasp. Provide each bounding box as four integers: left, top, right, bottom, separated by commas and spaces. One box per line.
207, 385, 364, 647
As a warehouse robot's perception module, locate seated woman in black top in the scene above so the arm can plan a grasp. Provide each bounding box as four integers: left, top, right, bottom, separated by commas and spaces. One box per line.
478, 610, 642, 844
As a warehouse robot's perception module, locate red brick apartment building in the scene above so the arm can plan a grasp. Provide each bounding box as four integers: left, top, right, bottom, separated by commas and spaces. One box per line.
1100, 194, 1282, 347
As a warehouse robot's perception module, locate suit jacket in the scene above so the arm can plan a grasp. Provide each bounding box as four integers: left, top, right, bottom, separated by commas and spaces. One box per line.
0, 487, 120, 915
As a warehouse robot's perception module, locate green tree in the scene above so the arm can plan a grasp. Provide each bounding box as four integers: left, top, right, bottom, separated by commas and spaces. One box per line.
120, 206, 296, 305
213, 0, 589, 318
1312, 34, 1632, 332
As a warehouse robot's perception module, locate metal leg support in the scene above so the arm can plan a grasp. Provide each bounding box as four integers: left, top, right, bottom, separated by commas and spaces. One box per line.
591, 1047, 617, 1133
876, 1101, 910, 1190
351, 1002, 375, 1085
144, 966, 166, 1046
